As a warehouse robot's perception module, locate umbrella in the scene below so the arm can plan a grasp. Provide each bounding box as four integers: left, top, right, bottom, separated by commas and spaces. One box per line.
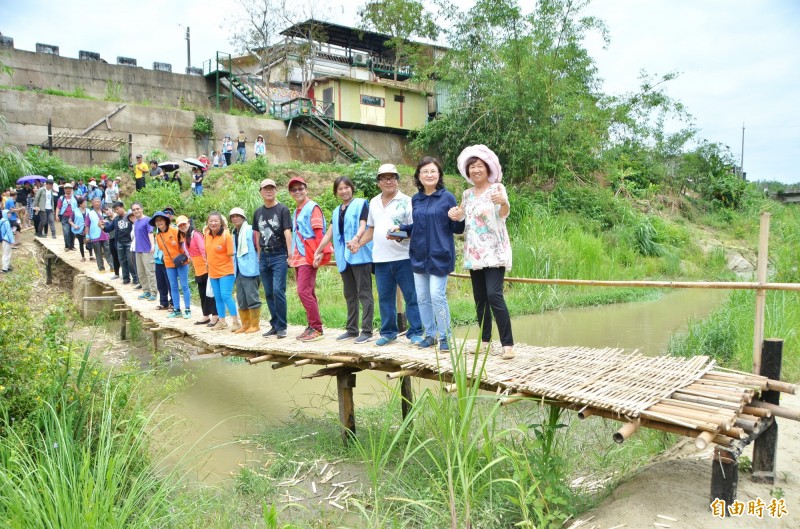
183, 158, 206, 169
159, 162, 181, 173
17, 175, 48, 185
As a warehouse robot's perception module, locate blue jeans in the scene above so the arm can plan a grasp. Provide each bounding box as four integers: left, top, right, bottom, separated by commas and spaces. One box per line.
194, 184, 203, 195
374, 260, 422, 340
166, 265, 191, 311
259, 251, 289, 331
414, 273, 451, 341
210, 274, 238, 318
237, 147, 246, 163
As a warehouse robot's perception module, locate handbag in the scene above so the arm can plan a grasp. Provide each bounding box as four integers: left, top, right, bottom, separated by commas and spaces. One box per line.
159, 232, 188, 267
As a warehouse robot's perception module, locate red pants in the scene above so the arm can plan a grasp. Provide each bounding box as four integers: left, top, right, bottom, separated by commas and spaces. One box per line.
296, 265, 322, 331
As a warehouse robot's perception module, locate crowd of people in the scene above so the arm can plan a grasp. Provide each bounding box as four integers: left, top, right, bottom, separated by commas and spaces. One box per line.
2, 144, 515, 358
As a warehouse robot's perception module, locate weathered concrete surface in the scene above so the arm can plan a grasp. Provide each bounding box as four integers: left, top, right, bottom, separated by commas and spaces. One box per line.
4, 48, 213, 109
72, 275, 116, 320
0, 90, 416, 167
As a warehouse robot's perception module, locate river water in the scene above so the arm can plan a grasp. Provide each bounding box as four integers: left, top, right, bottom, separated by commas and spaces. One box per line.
161, 288, 728, 483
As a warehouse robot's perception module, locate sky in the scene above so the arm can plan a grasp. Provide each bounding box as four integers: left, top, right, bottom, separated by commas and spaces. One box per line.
2, 0, 799, 184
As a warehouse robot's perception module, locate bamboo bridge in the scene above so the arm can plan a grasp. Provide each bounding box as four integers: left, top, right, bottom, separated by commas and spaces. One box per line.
36, 236, 800, 510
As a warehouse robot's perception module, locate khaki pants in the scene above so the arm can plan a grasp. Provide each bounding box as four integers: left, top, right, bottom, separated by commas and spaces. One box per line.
134, 252, 156, 293
1, 240, 11, 271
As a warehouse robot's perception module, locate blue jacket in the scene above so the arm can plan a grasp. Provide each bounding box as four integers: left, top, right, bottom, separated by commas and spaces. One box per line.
400, 189, 464, 276
332, 198, 372, 272
0, 215, 14, 244
233, 223, 259, 277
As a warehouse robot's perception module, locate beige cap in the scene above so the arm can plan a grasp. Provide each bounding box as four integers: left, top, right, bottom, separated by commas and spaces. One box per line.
377, 163, 399, 177
229, 207, 246, 219
260, 178, 277, 189
176, 215, 190, 226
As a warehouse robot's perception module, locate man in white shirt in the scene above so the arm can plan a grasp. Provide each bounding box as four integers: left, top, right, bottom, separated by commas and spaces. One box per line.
358, 164, 423, 346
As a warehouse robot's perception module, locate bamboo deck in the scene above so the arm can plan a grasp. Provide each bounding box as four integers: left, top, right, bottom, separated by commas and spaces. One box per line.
37, 236, 798, 449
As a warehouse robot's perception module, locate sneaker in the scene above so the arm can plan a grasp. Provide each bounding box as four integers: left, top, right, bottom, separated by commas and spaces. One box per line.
183, 309, 191, 319
35, 233, 45, 238
195, 318, 211, 325
408, 335, 423, 345
262, 327, 278, 338
501, 346, 515, 360
336, 332, 358, 340
147, 293, 157, 301
89, 256, 95, 261
439, 339, 450, 352
354, 333, 372, 344
122, 280, 130, 285
298, 328, 323, 342
277, 329, 288, 339
417, 336, 435, 349
1, 269, 8, 274
134, 284, 143, 290
137, 292, 150, 300
111, 275, 120, 280
167, 309, 181, 318
296, 327, 313, 340
375, 336, 396, 347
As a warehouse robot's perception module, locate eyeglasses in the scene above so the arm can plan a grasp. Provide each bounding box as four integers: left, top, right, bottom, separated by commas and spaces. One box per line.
419, 170, 439, 177
132, 207, 142, 211
377, 176, 397, 183
289, 187, 306, 193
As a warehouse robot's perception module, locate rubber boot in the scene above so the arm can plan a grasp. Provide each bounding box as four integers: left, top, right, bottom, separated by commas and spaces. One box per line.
245, 308, 261, 333
230, 312, 244, 333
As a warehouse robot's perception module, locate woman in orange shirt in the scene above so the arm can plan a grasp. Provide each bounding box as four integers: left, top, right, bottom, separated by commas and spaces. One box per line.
177, 215, 218, 326
203, 211, 241, 330
151, 211, 192, 319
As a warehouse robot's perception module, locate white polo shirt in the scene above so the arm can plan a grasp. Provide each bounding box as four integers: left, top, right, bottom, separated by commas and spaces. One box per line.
367, 191, 413, 263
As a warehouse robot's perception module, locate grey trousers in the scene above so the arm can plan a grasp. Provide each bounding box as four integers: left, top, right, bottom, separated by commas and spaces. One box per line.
134, 252, 156, 294
341, 263, 374, 335
235, 275, 262, 310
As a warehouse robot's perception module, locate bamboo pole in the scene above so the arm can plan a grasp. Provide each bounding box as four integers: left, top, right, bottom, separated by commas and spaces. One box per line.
387, 369, 416, 380
247, 355, 275, 365
749, 400, 800, 421
613, 421, 641, 443
753, 212, 770, 374
695, 431, 716, 450
448, 273, 800, 291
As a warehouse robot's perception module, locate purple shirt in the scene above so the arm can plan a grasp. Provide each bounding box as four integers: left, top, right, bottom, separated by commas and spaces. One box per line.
133, 216, 153, 253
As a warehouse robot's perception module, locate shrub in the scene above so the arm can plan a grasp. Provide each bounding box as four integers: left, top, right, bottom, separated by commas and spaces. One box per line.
192, 114, 214, 138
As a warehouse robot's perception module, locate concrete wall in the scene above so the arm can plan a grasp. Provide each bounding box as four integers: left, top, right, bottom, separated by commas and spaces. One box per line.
3, 48, 213, 109
0, 89, 417, 168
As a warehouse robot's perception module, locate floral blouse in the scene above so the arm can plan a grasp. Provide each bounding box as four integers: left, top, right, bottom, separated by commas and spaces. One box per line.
461, 183, 512, 270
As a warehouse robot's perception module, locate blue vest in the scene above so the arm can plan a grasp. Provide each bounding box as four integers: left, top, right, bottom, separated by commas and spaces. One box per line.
71, 210, 86, 234
291, 200, 325, 257
59, 196, 78, 216
0, 217, 14, 244
332, 198, 373, 272
233, 224, 259, 277
87, 210, 102, 240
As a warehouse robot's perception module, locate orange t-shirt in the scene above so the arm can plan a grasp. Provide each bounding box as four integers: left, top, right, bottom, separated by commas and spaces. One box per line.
204, 229, 234, 278
156, 227, 183, 269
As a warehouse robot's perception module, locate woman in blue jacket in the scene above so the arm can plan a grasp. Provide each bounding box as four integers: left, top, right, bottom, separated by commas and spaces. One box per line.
314, 176, 374, 343
396, 157, 464, 351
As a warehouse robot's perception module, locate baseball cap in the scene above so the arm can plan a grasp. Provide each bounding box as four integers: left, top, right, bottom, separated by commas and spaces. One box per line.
163, 206, 176, 215
176, 215, 190, 226
63, 182, 73, 188
229, 207, 246, 218
46, 175, 54, 182
260, 178, 277, 189
287, 176, 306, 189
377, 163, 399, 177
88, 180, 97, 186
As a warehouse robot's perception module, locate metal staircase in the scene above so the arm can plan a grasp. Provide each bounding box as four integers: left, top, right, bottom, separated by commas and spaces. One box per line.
277, 98, 376, 163
203, 52, 269, 114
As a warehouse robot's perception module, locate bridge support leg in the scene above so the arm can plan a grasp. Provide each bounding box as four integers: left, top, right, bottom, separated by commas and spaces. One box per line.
337, 372, 357, 444
46, 256, 53, 285
152, 330, 159, 354
753, 339, 783, 484
400, 376, 413, 421
710, 446, 738, 514
119, 310, 127, 340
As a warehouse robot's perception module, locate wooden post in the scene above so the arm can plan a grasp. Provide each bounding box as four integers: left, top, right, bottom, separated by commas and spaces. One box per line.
753, 339, 782, 484
336, 372, 356, 444
119, 310, 127, 340
752, 212, 770, 374
47, 118, 53, 155
710, 446, 738, 514
400, 376, 413, 421
396, 287, 407, 333
152, 330, 159, 353
127, 133, 133, 166
46, 257, 53, 285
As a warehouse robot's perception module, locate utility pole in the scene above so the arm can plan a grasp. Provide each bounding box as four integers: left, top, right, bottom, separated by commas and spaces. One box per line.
740, 122, 745, 180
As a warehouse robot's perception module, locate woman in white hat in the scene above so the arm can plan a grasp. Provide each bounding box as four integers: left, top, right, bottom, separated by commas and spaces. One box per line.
449, 145, 515, 359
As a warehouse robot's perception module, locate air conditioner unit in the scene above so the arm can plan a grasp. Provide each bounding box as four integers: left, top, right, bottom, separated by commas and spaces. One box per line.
354, 53, 367, 64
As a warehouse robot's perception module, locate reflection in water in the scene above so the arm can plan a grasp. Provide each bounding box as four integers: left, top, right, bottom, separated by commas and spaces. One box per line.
457, 288, 728, 356
163, 288, 728, 483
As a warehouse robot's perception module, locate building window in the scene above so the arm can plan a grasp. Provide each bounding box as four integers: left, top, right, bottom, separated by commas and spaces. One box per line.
394, 95, 405, 103
360, 95, 385, 107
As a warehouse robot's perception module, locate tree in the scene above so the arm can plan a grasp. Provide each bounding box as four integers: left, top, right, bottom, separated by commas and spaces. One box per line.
228, 0, 288, 112
412, 0, 611, 185
358, 0, 439, 81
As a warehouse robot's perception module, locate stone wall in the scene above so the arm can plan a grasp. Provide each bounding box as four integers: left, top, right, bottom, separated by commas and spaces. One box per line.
0, 90, 416, 168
